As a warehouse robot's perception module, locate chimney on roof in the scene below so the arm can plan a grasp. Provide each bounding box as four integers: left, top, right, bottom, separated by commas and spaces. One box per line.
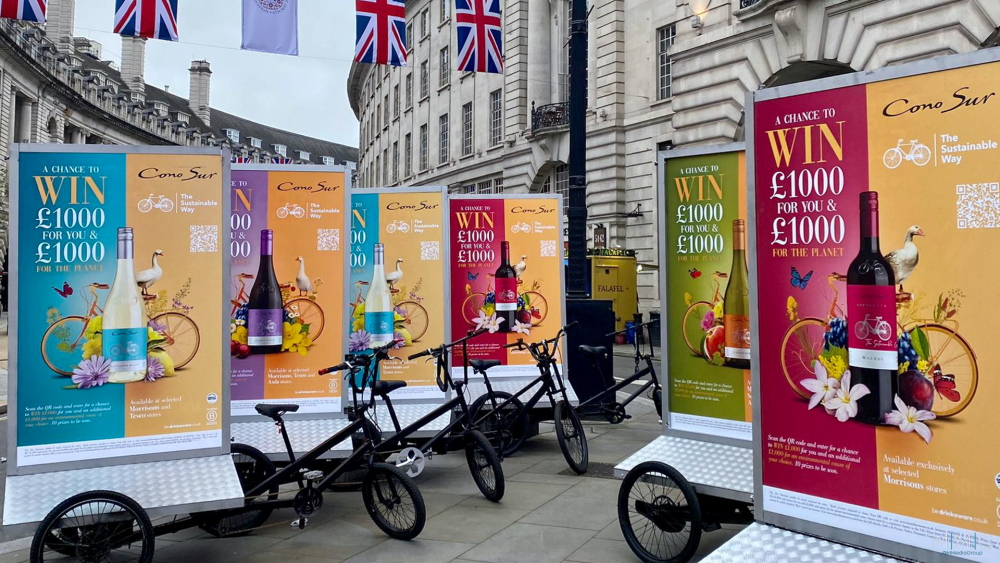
120, 36, 147, 94
189, 60, 212, 126
47, 0, 75, 53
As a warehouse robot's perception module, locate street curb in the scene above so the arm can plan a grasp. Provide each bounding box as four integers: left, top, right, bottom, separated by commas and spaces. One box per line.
0, 537, 31, 555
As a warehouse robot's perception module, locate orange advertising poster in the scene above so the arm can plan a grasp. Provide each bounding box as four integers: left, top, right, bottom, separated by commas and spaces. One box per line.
449, 196, 565, 378
230, 167, 346, 416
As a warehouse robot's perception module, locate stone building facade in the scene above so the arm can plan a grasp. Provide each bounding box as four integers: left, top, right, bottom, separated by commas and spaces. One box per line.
351, 0, 1000, 310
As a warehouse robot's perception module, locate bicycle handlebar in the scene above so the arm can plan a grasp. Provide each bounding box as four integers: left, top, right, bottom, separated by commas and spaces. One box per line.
604, 318, 659, 337
503, 339, 526, 350
407, 347, 438, 361
409, 328, 490, 361
318, 361, 352, 375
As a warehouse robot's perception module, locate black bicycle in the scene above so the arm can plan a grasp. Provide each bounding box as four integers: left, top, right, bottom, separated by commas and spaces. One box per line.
30, 343, 427, 563
576, 318, 661, 423
469, 323, 589, 474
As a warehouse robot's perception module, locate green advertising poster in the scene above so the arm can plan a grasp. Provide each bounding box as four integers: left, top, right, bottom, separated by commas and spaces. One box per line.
663, 149, 752, 441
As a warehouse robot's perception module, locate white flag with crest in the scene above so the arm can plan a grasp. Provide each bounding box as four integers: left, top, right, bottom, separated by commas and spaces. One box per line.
242, 0, 298, 56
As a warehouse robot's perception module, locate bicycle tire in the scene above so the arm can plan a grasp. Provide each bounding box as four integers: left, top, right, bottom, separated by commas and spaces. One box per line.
40, 315, 89, 376
362, 463, 426, 540
152, 311, 201, 369
554, 400, 589, 474
780, 318, 826, 400
465, 429, 505, 502
680, 301, 713, 355
159, 199, 174, 213
470, 391, 528, 456
137, 199, 153, 213
198, 443, 278, 537
618, 461, 702, 563
31, 490, 155, 563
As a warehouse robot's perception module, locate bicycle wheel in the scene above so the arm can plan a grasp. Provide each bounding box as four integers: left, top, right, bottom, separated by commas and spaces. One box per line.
912, 145, 932, 166
396, 301, 429, 342
780, 318, 827, 400
883, 148, 903, 169
276, 207, 288, 218
31, 490, 155, 563
470, 392, 528, 456
386, 223, 397, 234
41, 316, 89, 376
618, 461, 702, 563
554, 400, 589, 474
286, 298, 326, 341
137, 199, 153, 213
152, 312, 200, 369
291, 207, 305, 218
913, 324, 978, 417
361, 463, 426, 540
680, 302, 712, 355
198, 443, 278, 537
523, 291, 548, 326
462, 293, 487, 325
159, 199, 174, 213
465, 429, 505, 502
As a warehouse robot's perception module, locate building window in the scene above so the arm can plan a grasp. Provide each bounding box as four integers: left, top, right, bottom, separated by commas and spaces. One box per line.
297, 150, 311, 160
404, 133, 412, 177
440, 0, 449, 22
382, 148, 389, 185
393, 85, 400, 118
406, 22, 412, 50
495, 177, 503, 193
489, 89, 503, 147
383, 94, 389, 127
462, 102, 474, 156
541, 164, 570, 212
322, 156, 336, 166
421, 9, 429, 38
405, 74, 413, 109
392, 141, 399, 183
249, 137, 262, 149
439, 113, 449, 164
375, 155, 381, 186
420, 61, 429, 99
439, 47, 450, 87
657, 24, 676, 100
224, 129, 240, 143
376, 102, 382, 129
419, 124, 428, 170
273, 144, 287, 157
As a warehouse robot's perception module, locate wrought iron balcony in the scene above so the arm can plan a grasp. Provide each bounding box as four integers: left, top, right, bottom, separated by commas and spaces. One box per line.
531, 101, 569, 133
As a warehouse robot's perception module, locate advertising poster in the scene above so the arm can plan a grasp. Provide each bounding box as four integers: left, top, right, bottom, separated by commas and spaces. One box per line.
663, 149, 753, 441
13, 147, 227, 470
753, 60, 1000, 561
449, 196, 565, 378
347, 188, 446, 399
229, 167, 346, 416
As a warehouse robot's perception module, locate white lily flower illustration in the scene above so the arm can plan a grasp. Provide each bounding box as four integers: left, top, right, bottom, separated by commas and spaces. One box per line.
825, 371, 870, 422
800, 360, 840, 410
513, 320, 531, 335
885, 395, 936, 444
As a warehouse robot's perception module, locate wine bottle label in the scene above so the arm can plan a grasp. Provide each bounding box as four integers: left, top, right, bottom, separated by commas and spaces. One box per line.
495, 278, 518, 312
248, 309, 284, 346
104, 327, 147, 372
847, 285, 897, 369
365, 311, 395, 343
724, 314, 751, 360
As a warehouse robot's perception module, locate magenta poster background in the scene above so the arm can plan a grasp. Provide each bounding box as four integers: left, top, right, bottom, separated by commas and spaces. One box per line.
230, 171, 268, 402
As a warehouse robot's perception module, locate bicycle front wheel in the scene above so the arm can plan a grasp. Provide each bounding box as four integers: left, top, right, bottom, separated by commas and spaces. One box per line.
470, 391, 528, 456
780, 318, 827, 400
396, 301, 429, 342
680, 302, 712, 356
152, 312, 201, 369
554, 400, 589, 474
31, 490, 155, 563
618, 461, 702, 563
523, 291, 548, 326
465, 430, 505, 502
41, 316, 89, 376
462, 293, 487, 325
913, 324, 978, 417
285, 298, 325, 341
362, 463, 426, 540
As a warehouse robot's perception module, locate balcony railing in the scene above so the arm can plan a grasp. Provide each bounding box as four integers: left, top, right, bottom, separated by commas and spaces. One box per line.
531, 101, 569, 133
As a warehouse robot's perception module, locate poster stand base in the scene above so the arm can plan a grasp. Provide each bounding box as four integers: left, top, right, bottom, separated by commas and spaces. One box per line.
2, 455, 244, 528
699, 523, 905, 563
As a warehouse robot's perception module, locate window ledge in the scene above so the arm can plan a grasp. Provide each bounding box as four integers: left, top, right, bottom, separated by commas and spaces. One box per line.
650, 96, 673, 109
419, 95, 430, 104
486, 144, 503, 153
438, 83, 450, 93
438, 18, 450, 29
459, 153, 475, 161
393, 115, 400, 123
404, 106, 412, 114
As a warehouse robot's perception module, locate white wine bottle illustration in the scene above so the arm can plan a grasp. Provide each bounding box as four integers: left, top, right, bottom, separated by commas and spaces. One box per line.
104, 227, 148, 383
365, 243, 395, 348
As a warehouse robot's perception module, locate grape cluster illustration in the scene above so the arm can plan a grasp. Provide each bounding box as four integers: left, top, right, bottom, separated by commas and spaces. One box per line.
898, 331, 918, 366
824, 317, 847, 350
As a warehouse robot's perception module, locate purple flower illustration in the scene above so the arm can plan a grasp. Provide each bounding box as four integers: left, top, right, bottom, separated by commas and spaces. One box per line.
145, 356, 165, 382
700, 310, 715, 332
349, 330, 372, 352
148, 319, 168, 334
73, 355, 111, 389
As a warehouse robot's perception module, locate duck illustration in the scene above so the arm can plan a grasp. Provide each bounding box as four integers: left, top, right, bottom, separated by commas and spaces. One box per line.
514, 255, 527, 278
885, 225, 924, 291
385, 258, 404, 288
136, 250, 164, 295
295, 256, 312, 296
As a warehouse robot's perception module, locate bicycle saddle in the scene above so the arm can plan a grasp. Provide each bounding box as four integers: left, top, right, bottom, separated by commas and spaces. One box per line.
372, 380, 407, 397
579, 345, 607, 358
255, 403, 300, 420
471, 359, 501, 373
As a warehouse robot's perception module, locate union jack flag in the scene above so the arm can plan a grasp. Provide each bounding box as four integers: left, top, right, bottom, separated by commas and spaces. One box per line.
455, 0, 503, 74
0, 0, 46, 22
355, 0, 407, 67
114, 0, 178, 42
231, 156, 255, 164
272, 157, 293, 164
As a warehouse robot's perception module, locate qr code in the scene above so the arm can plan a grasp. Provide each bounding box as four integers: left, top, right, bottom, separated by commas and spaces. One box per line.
317, 229, 341, 251
540, 240, 557, 257
189, 225, 218, 252
956, 183, 1000, 229
420, 241, 440, 261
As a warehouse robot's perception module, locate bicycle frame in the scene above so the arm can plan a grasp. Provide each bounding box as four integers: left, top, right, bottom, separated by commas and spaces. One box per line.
577, 320, 660, 413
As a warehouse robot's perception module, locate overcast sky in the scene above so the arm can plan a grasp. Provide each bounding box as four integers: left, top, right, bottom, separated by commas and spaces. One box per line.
72, 0, 359, 148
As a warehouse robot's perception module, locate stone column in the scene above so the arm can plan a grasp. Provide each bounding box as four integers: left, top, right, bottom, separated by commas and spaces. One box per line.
527, 0, 551, 111
17, 99, 33, 143
72, 129, 85, 144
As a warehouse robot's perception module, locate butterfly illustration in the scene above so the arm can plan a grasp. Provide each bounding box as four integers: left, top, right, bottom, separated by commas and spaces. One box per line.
790, 267, 813, 290
53, 282, 73, 298
467, 271, 480, 281
688, 268, 702, 279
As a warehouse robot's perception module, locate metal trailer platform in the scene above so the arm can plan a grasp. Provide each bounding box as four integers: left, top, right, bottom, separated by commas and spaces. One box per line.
231, 402, 452, 461
614, 435, 753, 502
699, 523, 904, 562
2, 455, 244, 528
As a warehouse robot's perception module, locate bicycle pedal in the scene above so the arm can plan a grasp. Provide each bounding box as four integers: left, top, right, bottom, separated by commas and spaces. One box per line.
291, 518, 309, 530
303, 470, 324, 481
